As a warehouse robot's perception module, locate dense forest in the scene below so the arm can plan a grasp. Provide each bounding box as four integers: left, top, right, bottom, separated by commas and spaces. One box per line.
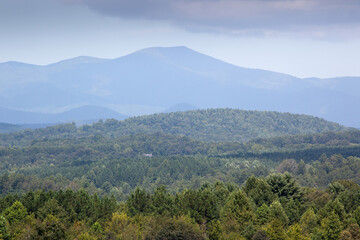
0, 175, 360, 239
0, 109, 347, 146
0, 109, 359, 239
0, 129, 359, 200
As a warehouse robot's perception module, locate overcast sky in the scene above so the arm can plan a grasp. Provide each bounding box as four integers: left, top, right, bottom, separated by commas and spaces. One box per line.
1, 0, 360, 78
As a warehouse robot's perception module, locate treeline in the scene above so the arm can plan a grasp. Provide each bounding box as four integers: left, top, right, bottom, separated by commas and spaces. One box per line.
0, 109, 348, 147
0, 174, 360, 239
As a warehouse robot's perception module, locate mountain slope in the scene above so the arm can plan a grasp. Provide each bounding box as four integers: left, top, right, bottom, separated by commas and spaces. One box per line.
1, 46, 359, 127
163, 103, 198, 113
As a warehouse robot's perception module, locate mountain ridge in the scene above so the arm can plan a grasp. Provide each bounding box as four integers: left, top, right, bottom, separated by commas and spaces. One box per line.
0, 105, 127, 125
0, 46, 359, 127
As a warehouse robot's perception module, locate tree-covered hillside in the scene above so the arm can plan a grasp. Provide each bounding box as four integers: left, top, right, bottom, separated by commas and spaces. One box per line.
0, 123, 23, 133
1, 129, 360, 199
0, 110, 359, 239
0, 109, 347, 146
83, 109, 347, 142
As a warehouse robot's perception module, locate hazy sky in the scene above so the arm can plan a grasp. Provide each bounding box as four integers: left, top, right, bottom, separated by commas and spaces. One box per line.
1, 0, 360, 78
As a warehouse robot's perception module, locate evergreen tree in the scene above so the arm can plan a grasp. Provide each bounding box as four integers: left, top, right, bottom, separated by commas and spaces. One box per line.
265, 219, 287, 240
255, 204, 270, 225
224, 190, 255, 226
269, 201, 289, 226
299, 208, 317, 235
320, 211, 342, 240
40, 214, 66, 240
0, 216, 10, 240
287, 223, 309, 240
3, 201, 28, 224
127, 187, 152, 216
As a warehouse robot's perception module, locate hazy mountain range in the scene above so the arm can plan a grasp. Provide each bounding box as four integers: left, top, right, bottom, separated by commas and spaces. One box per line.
0, 105, 127, 125
0, 46, 359, 127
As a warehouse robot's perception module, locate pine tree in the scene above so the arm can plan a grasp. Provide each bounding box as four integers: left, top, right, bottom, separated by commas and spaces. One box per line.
0, 216, 10, 240
269, 201, 289, 226
3, 201, 28, 224
321, 211, 342, 240
256, 204, 270, 225
224, 190, 255, 226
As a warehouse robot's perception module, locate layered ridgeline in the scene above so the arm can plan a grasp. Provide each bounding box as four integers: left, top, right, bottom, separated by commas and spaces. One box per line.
0, 109, 347, 145
0, 105, 127, 126
1, 46, 360, 127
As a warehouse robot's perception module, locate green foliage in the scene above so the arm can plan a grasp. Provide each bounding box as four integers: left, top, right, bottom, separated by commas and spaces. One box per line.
144, 215, 206, 240
0, 111, 359, 239
256, 204, 271, 225
3, 201, 28, 224
244, 176, 275, 207
265, 219, 287, 240
266, 173, 303, 202
0, 176, 358, 239
320, 211, 342, 240
269, 201, 289, 226
152, 185, 174, 215
223, 190, 254, 226
207, 220, 222, 240
127, 187, 153, 216
299, 208, 317, 235
0, 109, 347, 146
354, 206, 360, 226
0, 216, 10, 240
287, 223, 309, 240
40, 214, 66, 240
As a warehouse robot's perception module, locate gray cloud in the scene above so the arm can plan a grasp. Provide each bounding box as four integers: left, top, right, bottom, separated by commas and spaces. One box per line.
62, 0, 360, 36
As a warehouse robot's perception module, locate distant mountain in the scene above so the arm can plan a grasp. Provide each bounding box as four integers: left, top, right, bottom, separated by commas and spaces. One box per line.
0, 105, 127, 124
163, 103, 198, 113
1, 46, 359, 127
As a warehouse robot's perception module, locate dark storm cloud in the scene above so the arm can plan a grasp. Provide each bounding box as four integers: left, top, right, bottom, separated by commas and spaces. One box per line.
63, 0, 360, 33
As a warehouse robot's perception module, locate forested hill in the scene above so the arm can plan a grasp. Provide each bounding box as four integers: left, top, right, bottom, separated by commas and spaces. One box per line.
0, 109, 347, 146
0, 123, 23, 133
93, 109, 346, 142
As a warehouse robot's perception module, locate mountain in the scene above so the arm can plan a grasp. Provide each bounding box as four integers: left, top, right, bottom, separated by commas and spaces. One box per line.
163, 103, 198, 113
1, 46, 359, 127
0, 109, 347, 146
0, 105, 127, 124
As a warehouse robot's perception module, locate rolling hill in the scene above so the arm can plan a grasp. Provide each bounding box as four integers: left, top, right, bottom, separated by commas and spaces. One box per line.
0, 108, 347, 146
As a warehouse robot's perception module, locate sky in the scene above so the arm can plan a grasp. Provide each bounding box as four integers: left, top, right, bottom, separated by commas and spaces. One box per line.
1, 0, 360, 78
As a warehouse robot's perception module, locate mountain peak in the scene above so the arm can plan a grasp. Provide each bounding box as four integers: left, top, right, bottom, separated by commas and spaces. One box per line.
49, 56, 108, 67
134, 46, 201, 58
